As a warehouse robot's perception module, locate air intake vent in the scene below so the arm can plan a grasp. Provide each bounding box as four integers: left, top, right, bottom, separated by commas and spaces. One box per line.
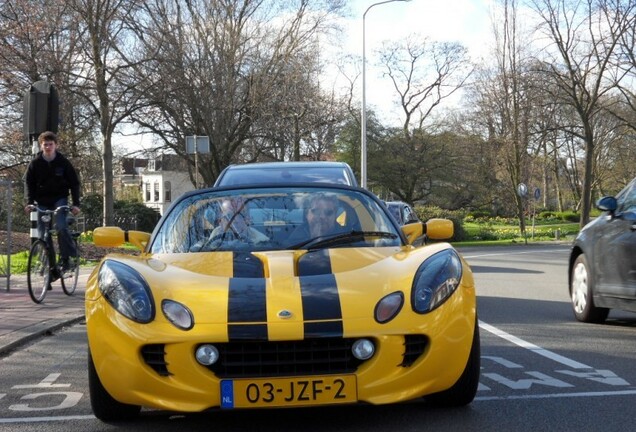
203, 338, 365, 378
141, 344, 171, 376
401, 335, 428, 367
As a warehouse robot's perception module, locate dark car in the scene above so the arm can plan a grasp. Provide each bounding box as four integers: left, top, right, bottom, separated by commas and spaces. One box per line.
214, 161, 358, 187
568, 177, 636, 323
385, 201, 420, 225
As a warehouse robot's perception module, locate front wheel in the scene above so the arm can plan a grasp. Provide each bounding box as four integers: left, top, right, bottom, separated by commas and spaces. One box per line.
570, 254, 609, 323
61, 239, 81, 295
27, 240, 51, 304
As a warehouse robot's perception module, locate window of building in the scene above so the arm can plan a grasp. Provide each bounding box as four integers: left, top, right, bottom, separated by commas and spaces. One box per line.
154, 181, 160, 202
164, 181, 172, 202
145, 181, 150, 202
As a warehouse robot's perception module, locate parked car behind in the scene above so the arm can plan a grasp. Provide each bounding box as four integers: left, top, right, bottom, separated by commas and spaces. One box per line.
384, 201, 420, 225
568, 177, 636, 323
214, 161, 358, 187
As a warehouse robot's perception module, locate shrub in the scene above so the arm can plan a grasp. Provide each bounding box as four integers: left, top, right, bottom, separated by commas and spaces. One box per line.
114, 200, 161, 232
556, 211, 580, 222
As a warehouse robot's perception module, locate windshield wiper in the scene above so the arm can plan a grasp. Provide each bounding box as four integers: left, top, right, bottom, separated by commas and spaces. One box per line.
289, 230, 398, 250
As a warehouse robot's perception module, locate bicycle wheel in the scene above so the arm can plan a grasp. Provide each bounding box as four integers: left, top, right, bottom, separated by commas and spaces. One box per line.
27, 240, 51, 304
61, 239, 81, 295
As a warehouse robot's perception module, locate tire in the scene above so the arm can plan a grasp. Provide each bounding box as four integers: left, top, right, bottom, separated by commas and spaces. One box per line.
61, 240, 80, 295
88, 349, 141, 422
426, 319, 481, 407
570, 254, 609, 323
27, 240, 51, 304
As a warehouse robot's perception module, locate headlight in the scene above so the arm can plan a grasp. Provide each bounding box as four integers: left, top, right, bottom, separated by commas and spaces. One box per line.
411, 249, 462, 313
98, 260, 155, 323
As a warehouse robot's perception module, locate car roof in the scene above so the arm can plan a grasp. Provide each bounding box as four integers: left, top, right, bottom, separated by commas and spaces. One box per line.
223, 161, 351, 169
214, 161, 358, 187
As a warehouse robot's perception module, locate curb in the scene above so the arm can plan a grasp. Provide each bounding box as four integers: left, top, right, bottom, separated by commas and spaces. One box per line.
0, 316, 85, 356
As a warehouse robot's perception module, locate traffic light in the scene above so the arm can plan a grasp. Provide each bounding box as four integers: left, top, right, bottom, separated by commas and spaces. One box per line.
23, 80, 59, 136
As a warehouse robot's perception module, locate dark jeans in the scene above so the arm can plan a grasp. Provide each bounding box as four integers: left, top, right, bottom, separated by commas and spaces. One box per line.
38, 198, 77, 264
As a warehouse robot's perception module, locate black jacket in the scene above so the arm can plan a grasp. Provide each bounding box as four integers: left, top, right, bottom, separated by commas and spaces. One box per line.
25, 151, 81, 207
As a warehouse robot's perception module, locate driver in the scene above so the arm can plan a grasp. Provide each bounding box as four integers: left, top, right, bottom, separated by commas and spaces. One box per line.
287, 193, 341, 245
209, 197, 268, 244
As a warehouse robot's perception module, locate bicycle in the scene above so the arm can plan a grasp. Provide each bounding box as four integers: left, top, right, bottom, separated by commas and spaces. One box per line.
26, 204, 81, 303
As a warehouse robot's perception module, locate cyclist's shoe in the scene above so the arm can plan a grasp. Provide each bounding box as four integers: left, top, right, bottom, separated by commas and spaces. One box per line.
61, 260, 74, 277
51, 267, 61, 282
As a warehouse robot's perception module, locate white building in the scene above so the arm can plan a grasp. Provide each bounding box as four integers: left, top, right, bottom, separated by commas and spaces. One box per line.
120, 154, 195, 216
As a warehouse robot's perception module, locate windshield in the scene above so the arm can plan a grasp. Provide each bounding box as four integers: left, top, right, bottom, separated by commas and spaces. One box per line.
150, 186, 402, 253
216, 166, 354, 186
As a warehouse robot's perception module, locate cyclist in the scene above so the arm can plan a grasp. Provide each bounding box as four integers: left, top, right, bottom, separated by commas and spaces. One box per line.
24, 131, 81, 274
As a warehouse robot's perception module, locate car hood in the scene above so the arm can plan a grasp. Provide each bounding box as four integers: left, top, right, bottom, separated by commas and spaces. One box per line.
86, 243, 465, 334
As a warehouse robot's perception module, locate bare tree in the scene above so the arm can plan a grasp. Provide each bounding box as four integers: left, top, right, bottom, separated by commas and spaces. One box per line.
370, 34, 472, 202
0, 0, 102, 208
67, 0, 150, 225
128, 0, 346, 186
529, 0, 636, 226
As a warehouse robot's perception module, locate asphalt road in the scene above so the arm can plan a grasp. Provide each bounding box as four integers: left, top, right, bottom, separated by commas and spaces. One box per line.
1, 244, 635, 431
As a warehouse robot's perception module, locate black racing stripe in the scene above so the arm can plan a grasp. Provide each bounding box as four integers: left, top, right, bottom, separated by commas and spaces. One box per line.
233, 252, 264, 278
297, 249, 332, 276
228, 324, 268, 340
304, 321, 343, 338
227, 277, 267, 323
300, 273, 342, 321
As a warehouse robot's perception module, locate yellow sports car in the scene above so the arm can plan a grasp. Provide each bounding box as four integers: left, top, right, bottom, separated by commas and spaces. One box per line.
86, 184, 479, 421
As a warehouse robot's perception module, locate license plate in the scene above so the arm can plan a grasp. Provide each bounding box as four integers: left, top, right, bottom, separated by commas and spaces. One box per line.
220, 375, 357, 408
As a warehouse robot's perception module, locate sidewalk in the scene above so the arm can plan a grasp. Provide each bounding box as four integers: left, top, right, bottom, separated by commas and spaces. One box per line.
0, 267, 93, 355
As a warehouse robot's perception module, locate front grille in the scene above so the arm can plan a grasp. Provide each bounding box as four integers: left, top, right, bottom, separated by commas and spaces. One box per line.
141, 344, 171, 376
204, 338, 365, 378
400, 335, 428, 367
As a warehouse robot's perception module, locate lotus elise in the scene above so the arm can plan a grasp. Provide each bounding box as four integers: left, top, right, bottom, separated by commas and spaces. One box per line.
86, 183, 479, 421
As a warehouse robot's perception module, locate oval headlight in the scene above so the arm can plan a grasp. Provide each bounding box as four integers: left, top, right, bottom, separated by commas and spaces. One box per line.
411, 249, 462, 313
162, 299, 194, 330
98, 260, 154, 323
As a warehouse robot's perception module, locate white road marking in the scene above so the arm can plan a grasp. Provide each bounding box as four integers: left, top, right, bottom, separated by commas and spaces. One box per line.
476, 389, 636, 401
13, 373, 71, 389
462, 247, 570, 259
0, 415, 95, 424
479, 320, 592, 369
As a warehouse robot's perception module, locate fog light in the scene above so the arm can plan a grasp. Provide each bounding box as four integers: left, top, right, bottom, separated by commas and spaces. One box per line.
196, 344, 219, 366
351, 338, 375, 360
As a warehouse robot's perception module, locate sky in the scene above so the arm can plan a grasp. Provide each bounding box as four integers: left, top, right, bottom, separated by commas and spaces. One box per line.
339, 0, 495, 124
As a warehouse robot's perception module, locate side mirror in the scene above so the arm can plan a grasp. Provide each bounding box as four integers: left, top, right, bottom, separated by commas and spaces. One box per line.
401, 218, 454, 245
596, 196, 617, 213
425, 218, 454, 240
93, 226, 150, 251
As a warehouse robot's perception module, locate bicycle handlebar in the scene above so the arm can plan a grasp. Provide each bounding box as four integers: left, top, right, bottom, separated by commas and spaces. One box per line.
27, 204, 72, 214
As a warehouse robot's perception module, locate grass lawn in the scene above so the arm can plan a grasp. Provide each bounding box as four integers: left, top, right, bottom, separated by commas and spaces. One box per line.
462, 221, 579, 243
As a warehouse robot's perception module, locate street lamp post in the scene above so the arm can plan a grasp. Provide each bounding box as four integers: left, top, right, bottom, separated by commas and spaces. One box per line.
361, 0, 410, 189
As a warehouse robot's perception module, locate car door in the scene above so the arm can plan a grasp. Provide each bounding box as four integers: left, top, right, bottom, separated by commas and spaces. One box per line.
595, 179, 636, 301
